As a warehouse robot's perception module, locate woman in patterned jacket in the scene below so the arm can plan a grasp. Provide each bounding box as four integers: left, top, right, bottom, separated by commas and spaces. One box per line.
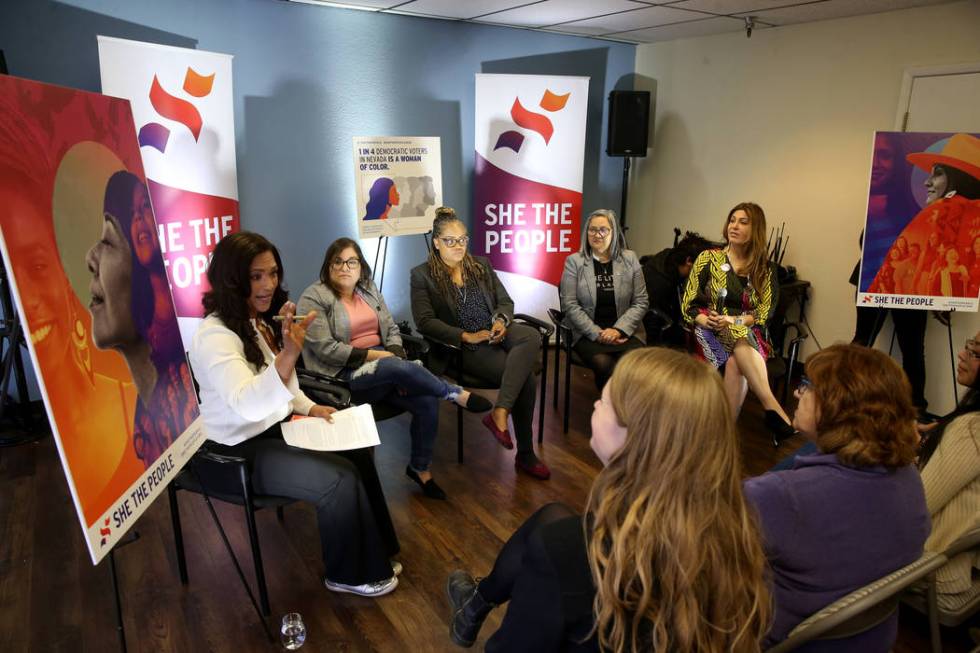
681, 202, 794, 444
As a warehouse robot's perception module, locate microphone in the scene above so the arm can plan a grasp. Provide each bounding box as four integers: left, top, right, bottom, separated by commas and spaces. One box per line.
715, 288, 728, 315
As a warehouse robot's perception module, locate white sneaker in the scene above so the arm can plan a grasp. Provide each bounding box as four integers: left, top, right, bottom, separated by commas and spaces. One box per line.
324, 575, 398, 597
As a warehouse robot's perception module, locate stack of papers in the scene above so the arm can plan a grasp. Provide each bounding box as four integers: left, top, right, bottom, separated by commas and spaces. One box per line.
282, 404, 380, 452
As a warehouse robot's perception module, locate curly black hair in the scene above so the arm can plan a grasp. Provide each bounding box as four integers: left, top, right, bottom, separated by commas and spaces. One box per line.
202, 231, 288, 370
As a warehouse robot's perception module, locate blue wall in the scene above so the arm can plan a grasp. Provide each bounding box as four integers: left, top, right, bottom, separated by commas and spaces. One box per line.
1, 0, 635, 323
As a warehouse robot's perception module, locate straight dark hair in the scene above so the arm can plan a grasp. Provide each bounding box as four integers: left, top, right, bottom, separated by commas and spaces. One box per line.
202, 231, 288, 370
103, 171, 155, 341
318, 237, 373, 295
938, 164, 980, 200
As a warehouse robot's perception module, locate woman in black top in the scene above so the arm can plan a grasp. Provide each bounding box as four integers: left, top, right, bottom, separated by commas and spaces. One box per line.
410, 207, 549, 480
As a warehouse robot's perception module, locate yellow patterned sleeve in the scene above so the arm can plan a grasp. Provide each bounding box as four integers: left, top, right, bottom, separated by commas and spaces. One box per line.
752, 266, 776, 327
681, 250, 713, 324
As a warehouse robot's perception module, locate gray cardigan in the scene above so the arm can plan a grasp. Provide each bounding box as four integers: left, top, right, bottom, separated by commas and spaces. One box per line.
559, 250, 649, 345
297, 279, 404, 377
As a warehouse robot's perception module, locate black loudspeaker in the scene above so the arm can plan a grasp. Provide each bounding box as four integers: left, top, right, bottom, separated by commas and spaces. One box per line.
0, 50, 7, 75
606, 90, 650, 157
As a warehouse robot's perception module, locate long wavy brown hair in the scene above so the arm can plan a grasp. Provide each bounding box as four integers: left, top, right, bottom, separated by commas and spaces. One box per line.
723, 202, 771, 293
585, 348, 770, 653
426, 206, 486, 298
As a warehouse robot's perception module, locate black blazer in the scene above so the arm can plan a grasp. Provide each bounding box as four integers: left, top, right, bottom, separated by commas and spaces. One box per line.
486, 515, 599, 653
409, 256, 514, 373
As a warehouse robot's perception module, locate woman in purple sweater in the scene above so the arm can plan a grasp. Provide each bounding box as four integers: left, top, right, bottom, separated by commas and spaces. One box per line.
744, 344, 929, 652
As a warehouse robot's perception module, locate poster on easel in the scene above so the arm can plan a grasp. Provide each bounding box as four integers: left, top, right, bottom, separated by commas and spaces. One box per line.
857, 131, 980, 312
0, 74, 205, 564
352, 136, 442, 238
98, 36, 241, 348
471, 73, 590, 322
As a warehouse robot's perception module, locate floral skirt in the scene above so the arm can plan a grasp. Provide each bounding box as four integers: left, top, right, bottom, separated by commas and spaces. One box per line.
693, 324, 773, 368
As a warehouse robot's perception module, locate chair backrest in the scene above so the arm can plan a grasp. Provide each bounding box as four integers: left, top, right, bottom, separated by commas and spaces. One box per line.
766, 551, 948, 653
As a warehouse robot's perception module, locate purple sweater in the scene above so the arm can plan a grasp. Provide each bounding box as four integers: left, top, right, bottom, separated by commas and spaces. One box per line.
743, 452, 929, 653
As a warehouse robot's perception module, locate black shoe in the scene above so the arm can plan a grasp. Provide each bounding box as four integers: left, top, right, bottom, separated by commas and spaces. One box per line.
458, 392, 493, 413
447, 570, 495, 647
406, 466, 447, 500
765, 410, 797, 447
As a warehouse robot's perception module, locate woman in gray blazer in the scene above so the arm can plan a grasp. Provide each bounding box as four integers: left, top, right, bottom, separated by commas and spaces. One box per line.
298, 238, 492, 500
560, 209, 649, 390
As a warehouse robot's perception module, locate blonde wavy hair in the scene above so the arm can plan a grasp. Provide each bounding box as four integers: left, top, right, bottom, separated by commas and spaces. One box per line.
585, 348, 770, 653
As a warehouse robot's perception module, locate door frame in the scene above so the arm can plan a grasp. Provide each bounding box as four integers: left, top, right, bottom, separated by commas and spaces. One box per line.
894, 61, 980, 131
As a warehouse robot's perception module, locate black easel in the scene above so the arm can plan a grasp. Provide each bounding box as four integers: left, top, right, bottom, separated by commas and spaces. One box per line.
372, 232, 432, 292
106, 530, 141, 653
0, 261, 44, 446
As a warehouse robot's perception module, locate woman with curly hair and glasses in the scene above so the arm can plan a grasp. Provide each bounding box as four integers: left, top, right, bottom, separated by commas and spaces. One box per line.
446, 348, 771, 652
410, 207, 549, 480
744, 344, 930, 652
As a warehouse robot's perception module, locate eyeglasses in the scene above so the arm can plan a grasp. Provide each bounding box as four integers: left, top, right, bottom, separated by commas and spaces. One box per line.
439, 236, 469, 248
587, 227, 611, 237
330, 257, 360, 271
796, 375, 812, 395
966, 339, 980, 360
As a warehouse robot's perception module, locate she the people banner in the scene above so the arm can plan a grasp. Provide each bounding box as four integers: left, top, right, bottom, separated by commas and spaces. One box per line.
0, 75, 205, 564
98, 36, 240, 347
858, 131, 980, 312
472, 74, 589, 319
352, 136, 442, 238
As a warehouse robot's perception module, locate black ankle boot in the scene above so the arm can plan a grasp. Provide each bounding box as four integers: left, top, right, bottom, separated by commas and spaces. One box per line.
447, 570, 495, 647
765, 409, 797, 447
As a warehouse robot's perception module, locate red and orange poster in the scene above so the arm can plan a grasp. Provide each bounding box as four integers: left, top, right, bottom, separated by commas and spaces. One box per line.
0, 74, 204, 563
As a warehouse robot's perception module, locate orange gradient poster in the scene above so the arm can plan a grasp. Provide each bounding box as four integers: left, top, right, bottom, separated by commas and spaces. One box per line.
0, 75, 205, 563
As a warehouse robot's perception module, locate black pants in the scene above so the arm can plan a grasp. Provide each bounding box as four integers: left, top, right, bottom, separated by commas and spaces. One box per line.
209, 424, 399, 585
477, 502, 578, 604
460, 323, 541, 454
573, 336, 645, 391
852, 306, 928, 409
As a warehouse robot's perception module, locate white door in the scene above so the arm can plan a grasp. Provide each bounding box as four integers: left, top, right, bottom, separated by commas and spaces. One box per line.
887, 65, 980, 415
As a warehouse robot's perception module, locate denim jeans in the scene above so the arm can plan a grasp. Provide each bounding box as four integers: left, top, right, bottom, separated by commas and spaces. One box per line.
342, 355, 460, 472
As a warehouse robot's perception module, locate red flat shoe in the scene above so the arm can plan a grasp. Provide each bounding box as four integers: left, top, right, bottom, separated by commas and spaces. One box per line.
515, 457, 551, 480
481, 414, 513, 449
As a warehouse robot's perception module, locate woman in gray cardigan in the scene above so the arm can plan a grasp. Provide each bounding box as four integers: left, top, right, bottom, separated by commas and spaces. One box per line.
298, 238, 491, 500
560, 209, 649, 390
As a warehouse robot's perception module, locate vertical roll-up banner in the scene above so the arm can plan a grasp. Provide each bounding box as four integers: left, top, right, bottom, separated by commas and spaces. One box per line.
98, 36, 241, 347
472, 74, 590, 320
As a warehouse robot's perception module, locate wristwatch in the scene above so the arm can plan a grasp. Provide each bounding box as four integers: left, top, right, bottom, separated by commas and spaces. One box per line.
734, 316, 745, 327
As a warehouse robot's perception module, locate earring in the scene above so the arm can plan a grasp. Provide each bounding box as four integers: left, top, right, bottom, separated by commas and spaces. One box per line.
71, 314, 94, 384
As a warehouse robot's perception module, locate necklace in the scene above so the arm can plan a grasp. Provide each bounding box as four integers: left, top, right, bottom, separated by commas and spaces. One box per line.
255, 318, 279, 354
455, 281, 467, 303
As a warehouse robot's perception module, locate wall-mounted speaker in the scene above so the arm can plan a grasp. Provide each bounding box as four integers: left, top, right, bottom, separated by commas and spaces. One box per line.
0, 50, 8, 75
606, 90, 650, 157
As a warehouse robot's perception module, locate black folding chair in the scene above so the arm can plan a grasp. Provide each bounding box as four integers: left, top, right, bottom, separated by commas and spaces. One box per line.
169, 370, 350, 616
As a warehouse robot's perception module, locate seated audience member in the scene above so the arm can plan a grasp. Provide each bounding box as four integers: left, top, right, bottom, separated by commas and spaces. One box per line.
559, 209, 648, 391
410, 207, 550, 480
297, 237, 492, 500
447, 348, 770, 652
744, 344, 929, 652
640, 231, 713, 348
189, 232, 400, 597
917, 332, 980, 610
681, 202, 794, 443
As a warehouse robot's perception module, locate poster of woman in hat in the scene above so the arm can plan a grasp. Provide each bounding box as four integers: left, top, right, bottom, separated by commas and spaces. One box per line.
860, 132, 980, 312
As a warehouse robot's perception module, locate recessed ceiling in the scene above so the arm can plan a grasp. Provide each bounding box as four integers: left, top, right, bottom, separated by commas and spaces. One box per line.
285, 0, 960, 44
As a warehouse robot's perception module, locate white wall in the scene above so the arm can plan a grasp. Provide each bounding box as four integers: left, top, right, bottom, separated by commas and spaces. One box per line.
630, 0, 980, 414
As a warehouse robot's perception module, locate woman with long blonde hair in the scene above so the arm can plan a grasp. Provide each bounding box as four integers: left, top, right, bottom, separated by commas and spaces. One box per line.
447, 348, 771, 652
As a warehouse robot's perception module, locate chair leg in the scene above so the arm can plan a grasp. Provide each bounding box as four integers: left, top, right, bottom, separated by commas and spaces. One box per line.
168, 483, 188, 584
563, 346, 571, 435
784, 339, 801, 406
552, 331, 560, 409
538, 334, 547, 444
243, 505, 272, 617
927, 574, 942, 653
457, 404, 464, 464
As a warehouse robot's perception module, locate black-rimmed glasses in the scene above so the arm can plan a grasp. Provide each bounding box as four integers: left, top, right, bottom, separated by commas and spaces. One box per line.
331, 258, 360, 271
439, 236, 469, 248
587, 227, 611, 237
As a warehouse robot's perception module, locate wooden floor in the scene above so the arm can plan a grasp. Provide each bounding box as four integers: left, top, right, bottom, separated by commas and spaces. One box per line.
0, 353, 976, 652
